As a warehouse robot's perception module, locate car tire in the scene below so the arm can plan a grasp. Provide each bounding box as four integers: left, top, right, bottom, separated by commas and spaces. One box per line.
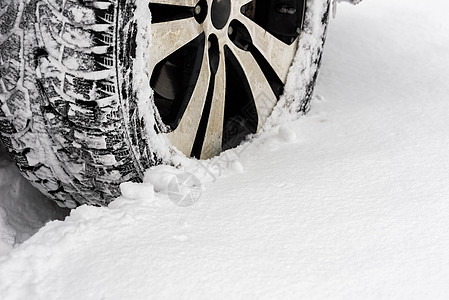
0, 0, 331, 207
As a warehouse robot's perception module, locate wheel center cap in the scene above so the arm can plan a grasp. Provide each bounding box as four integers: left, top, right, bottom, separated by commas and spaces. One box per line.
211, 0, 231, 29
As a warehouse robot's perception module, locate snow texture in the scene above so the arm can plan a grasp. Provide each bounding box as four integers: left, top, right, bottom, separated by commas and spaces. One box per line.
1, 0, 449, 299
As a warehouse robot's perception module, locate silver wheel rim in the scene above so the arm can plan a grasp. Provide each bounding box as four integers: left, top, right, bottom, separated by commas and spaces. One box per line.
148, 0, 306, 159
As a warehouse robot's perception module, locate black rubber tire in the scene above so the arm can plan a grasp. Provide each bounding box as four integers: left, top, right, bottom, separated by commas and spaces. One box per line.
0, 0, 331, 207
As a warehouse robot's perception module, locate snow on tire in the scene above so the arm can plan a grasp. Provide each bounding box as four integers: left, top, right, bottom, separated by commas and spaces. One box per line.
0, 0, 331, 207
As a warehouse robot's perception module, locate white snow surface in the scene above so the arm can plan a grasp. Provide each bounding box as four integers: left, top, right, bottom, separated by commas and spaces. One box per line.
2, 0, 449, 298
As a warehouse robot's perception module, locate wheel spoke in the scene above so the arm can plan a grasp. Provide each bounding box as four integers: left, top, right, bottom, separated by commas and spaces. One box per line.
233, 0, 252, 11
148, 0, 198, 7
200, 49, 226, 159
227, 43, 277, 131
149, 18, 202, 72
235, 14, 297, 82
167, 48, 211, 155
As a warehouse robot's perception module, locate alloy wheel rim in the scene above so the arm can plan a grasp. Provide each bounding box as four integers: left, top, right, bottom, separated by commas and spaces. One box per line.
148, 0, 306, 159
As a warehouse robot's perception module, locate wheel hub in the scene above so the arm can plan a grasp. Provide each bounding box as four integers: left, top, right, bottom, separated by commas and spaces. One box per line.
211, 0, 231, 30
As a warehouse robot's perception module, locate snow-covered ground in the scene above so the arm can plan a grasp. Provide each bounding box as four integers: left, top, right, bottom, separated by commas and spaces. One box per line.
1, 0, 449, 298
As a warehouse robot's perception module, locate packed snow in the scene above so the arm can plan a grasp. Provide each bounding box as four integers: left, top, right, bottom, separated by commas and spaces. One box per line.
1, 0, 449, 299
